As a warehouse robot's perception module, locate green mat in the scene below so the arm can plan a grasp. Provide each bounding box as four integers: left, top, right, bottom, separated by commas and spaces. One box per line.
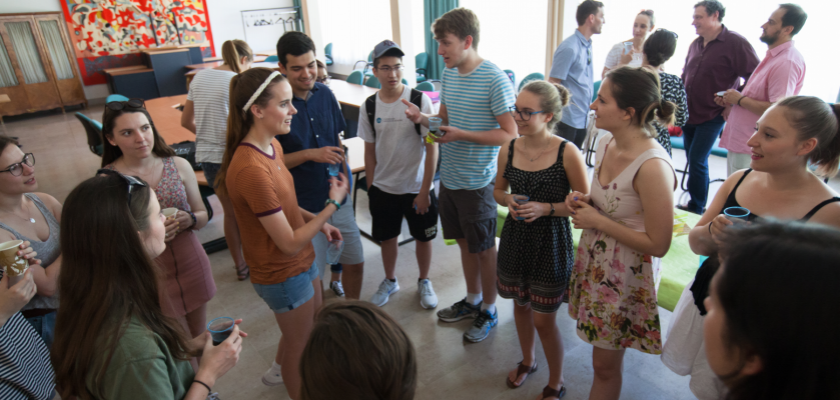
444, 206, 701, 312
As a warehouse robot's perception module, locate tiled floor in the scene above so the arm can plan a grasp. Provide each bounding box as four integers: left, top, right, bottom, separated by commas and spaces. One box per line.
5, 107, 838, 400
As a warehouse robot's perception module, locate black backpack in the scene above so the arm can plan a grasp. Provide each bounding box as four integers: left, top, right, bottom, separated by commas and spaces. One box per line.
365, 89, 423, 139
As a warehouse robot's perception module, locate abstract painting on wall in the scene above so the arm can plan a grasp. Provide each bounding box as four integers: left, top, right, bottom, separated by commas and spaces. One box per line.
60, 0, 215, 85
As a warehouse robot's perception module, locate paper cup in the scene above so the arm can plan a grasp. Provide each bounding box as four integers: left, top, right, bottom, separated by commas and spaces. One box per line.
716, 91, 726, 97
162, 208, 178, 219
0, 240, 29, 281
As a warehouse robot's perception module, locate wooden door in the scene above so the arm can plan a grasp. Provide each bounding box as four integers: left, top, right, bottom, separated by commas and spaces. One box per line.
33, 13, 86, 108
0, 15, 61, 116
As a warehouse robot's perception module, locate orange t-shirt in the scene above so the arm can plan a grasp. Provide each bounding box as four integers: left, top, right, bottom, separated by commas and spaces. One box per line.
226, 140, 315, 285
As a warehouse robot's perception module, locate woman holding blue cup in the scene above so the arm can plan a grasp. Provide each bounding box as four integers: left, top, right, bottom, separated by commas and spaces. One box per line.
663, 96, 840, 400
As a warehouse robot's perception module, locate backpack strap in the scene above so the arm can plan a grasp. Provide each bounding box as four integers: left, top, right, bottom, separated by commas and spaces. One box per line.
365, 93, 378, 139
409, 89, 423, 136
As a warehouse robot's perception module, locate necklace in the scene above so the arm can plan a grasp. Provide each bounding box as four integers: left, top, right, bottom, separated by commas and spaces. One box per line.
0, 199, 35, 224
525, 136, 552, 162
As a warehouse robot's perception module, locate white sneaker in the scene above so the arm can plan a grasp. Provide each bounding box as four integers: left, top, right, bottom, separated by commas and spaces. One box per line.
330, 281, 345, 297
418, 279, 438, 309
370, 279, 400, 306
261, 364, 284, 386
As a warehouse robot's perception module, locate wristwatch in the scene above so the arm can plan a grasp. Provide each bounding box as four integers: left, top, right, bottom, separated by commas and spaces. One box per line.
549, 203, 555, 216
325, 199, 341, 210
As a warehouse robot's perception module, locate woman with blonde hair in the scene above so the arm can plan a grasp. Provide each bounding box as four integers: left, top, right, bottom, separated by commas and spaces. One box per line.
182, 39, 254, 281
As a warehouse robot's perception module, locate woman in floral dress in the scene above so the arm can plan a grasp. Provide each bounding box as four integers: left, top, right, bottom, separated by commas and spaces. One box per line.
565, 66, 677, 400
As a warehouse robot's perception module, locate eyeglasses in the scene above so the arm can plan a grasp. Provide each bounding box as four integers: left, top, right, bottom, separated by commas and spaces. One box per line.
586, 48, 592, 66
0, 153, 35, 176
509, 106, 543, 121
106, 98, 146, 111
656, 28, 678, 38
375, 65, 404, 74
316, 75, 331, 84
96, 168, 147, 204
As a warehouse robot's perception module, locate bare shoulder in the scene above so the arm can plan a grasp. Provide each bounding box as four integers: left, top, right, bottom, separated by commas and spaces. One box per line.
32, 192, 61, 209
172, 156, 196, 177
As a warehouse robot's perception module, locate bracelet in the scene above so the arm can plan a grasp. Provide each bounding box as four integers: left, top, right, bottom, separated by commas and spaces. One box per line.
708, 222, 713, 235
325, 198, 341, 211
737, 96, 745, 106
187, 211, 197, 229
549, 203, 555, 216
193, 380, 211, 393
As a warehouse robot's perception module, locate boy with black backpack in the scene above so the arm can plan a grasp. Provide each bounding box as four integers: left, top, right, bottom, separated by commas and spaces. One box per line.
359, 40, 439, 309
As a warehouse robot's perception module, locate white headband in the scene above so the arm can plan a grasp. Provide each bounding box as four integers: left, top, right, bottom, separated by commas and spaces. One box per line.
242, 71, 281, 112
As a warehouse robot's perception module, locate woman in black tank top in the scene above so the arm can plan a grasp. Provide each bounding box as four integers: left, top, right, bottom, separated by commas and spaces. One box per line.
662, 96, 840, 400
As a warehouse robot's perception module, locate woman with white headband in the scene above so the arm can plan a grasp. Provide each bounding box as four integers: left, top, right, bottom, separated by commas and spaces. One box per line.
215, 67, 347, 399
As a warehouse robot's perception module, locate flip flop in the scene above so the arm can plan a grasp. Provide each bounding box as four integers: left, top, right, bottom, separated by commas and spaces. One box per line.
236, 265, 250, 281
506, 361, 538, 389
539, 385, 566, 400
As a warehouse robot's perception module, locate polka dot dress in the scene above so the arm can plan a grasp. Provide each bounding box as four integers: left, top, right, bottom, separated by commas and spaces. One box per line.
497, 138, 574, 313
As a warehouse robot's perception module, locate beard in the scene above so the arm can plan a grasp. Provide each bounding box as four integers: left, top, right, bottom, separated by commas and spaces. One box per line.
760, 30, 779, 45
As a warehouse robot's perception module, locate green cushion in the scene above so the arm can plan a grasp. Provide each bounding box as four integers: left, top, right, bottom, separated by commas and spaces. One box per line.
444, 206, 701, 312
711, 138, 728, 158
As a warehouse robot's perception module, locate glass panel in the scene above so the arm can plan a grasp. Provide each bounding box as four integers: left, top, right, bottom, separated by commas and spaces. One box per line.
39, 20, 74, 80
6, 21, 48, 84
0, 37, 18, 87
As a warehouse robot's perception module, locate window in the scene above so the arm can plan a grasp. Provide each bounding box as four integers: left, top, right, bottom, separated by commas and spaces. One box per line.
320, 0, 392, 74
461, 0, 548, 91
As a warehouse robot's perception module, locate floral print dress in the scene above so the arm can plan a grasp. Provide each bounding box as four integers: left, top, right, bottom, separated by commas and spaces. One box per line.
568, 133, 674, 354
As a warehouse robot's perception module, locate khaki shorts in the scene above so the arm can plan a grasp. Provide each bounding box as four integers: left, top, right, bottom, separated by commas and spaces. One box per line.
439, 182, 497, 254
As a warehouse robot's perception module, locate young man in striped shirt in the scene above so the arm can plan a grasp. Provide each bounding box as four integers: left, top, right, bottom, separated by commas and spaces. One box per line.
405, 7, 517, 342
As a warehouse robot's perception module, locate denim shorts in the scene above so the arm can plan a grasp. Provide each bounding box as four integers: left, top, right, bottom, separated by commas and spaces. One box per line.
252, 263, 319, 314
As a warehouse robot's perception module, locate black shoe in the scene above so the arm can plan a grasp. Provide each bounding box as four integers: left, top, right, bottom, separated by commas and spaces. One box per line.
676, 204, 704, 215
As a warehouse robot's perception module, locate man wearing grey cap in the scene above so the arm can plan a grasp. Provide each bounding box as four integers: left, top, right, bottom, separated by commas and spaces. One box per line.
360, 40, 439, 310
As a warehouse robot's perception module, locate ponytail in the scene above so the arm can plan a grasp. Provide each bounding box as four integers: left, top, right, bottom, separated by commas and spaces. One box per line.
605, 66, 675, 138
776, 96, 840, 178
221, 39, 253, 74
521, 80, 571, 131
216, 68, 286, 195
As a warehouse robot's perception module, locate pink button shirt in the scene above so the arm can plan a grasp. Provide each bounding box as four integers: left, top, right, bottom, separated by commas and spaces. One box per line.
719, 40, 805, 154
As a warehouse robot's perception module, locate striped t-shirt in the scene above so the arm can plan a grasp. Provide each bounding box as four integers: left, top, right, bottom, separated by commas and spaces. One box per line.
186, 68, 237, 164
440, 60, 516, 190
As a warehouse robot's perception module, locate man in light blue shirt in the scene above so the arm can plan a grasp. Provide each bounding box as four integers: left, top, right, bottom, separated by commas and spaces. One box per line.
549, 0, 605, 149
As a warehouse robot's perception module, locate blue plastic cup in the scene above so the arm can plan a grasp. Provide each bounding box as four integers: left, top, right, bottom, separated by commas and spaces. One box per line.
512, 195, 530, 221
328, 163, 340, 177
428, 117, 442, 133
723, 206, 750, 222
207, 317, 234, 346
326, 239, 344, 264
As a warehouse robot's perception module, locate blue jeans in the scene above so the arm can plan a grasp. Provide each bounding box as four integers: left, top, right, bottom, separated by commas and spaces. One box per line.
25, 311, 57, 348
682, 115, 726, 213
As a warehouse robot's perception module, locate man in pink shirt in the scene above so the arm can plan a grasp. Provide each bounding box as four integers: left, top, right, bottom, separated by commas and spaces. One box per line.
716, 4, 807, 175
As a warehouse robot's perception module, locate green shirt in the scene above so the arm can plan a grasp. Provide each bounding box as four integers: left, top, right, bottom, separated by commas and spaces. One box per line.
86, 317, 195, 400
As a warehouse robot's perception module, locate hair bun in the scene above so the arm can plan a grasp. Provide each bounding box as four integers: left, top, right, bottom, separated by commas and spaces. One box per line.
554, 83, 571, 108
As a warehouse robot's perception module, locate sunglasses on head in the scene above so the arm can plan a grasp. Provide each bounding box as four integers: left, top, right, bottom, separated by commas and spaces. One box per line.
96, 168, 147, 204
106, 98, 146, 111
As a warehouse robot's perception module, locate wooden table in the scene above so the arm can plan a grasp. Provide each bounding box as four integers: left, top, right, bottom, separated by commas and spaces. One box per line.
329, 79, 379, 108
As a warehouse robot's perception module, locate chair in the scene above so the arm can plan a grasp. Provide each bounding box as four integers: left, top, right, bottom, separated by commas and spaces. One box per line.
672, 136, 727, 192
325, 43, 334, 66
265, 55, 279, 63
415, 81, 435, 92
364, 76, 381, 89
353, 51, 375, 77
504, 69, 515, 89
592, 80, 602, 103
518, 72, 545, 92
75, 112, 103, 156
346, 70, 365, 85
415, 53, 429, 83
105, 94, 129, 103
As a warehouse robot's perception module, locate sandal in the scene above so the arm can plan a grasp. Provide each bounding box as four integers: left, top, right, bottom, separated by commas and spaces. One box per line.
505, 361, 538, 389
235, 265, 250, 281
539, 385, 566, 400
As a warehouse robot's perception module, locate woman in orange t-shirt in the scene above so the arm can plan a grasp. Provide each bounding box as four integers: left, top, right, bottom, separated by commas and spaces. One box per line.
217, 68, 347, 399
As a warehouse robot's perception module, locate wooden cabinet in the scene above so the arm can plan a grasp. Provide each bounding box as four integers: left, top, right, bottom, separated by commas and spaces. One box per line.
0, 12, 87, 118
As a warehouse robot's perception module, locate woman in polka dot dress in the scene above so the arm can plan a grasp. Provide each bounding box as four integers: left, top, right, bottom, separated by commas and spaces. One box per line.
494, 81, 589, 400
